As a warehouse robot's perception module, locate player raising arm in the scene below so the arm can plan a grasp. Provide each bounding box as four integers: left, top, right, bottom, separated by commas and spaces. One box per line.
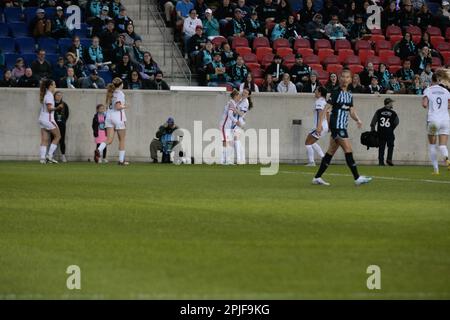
312, 69, 372, 186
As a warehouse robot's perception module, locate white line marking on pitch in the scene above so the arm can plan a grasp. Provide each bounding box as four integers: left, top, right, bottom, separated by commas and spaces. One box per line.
279, 171, 450, 185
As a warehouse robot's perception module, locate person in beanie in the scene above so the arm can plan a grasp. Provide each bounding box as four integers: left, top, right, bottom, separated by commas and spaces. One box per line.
370, 97, 399, 166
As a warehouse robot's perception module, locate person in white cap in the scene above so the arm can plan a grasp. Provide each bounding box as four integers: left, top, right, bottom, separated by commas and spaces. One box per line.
438, 0, 450, 25
51, 6, 69, 39
31, 8, 51, 38
202, 8, 220, 39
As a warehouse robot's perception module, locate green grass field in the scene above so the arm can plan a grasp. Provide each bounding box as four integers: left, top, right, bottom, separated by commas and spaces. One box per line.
0, 162, 449, 299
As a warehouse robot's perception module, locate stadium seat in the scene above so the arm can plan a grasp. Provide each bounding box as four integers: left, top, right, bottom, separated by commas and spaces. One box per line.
252, 37, 270, 50
293, 38, 311, 51
98, 70, 112, 85
254, 78, 264, 87
359, 49, 375, 65
326, 64, 343, 74
337, 49, 353, 63
22, 53, 36, 66
9, 22, 28, 37
15, 37, 36, 53
246, 62, 261, 70
378, 49, 395, 59
366, 55, 381, 68
384, 55, 401, 66
347, 64, 364, 74
4, 7, 23, 23
316, 69, 329, 83
296, 47, 313, 57
309, 64, 323, 71
344, 55, 361, 65
441, 51, 450, 65
250, 68, 264, 79
427, 26, 442, 37
436, 42, 450, 52
211, 36, 227, 49
277, 47, 293, 58
46, 53, 59, 65
375, 40, 391, 53
389, 35, 403, 47
0, 37, 15, 53
371, 28, 382, 35
386, 25, 402, 38
273, 38, 290, 50
0, 23, 9, 37
5, 53, 19, 68
388, 65, 401, 74
255, 47, 272, 63
58, 38, 72, 54
23, 7, 38, 26
304, 55, 319, 65
355, 40, 371, 52
432, 56, 442, 67
80, 38, 91, 49
283, 53, 295, 66
261, 53, 274, 68
243, 53, 258, 64
317, 48, 334, 63
406, 26, 422, 43
370, 34, 385, 43
314, 39, 331, 51
44, 7, 56, 18
322, 55, 339, 66
446, 27, 450, 40
334, 39, 351, 52
231, 37, 249, 49
37, 37, 58, 53
428, 2, 440, 15
235, 47, 251, 57
431, 36, 445, 49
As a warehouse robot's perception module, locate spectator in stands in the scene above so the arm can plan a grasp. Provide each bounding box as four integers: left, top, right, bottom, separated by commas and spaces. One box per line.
348, 14, 369, 44
348, 73, 365, 93
176, 0, 195, 30
239, 72, 259, 93
221, 42, 237, 71
437, 1, 450, 32
408, 74, 424, 95
256, 0, 277, 25
299, 0, 316, 25
68, 36, 87, 63
416, 3, 433, 31
194, 0, 207, 20
32, 49, 52, 80
276, 0, 291, 22
114, 53, 137, 81
306, 13, 326, 40
88, 0, 103, 18
122, 22, 141, 46
80, 68, 106, 88
277, 73, 297, 93
417, 31, 433, 51
86, 36, 109, 71
232, 8, 247, 39
196, 40, 214, 84
412, 0, 426, 11
366, 76, 384, 94
147, 71, 170, 90
341, 1, 358, 28
11, 58, 26, 81
320, 0, 340, 24
395, 32, 417, 60
265, 54, 288, 83
0, 70, 15, 87
112, 34, 132, 64
140, 51, 161, 80
231, 55, 249, 88
206, 51, 233, 87
90, 5, 111, 37
215, 0, 236, 32
325, 72, 339, 92
290, 53, 311, 93
30, 8, 52, 38
188, 25, 207, 60
183, 9, 202, 55
162, 0, 176, 26
271, 18, 286, 41
324, 14, 348, 41
386, 74, 404, 94
203, 8, 220, 39
420, 62, 433, 88
115, 6, 133, 33
100, 19, 118, 62
59, 67, 78, 88
131, 39, 145, 65
17, 68, 39, 87
245, 10, 262, 44
52, 56, 67, 83
110, 0, 123, 18
382, 1, 400, 29
400, 0, 416, 28
125, 70, 143, 90
285, 14, 304, 44
359, 62, 380, 87
260, 73, 277, 92
236, 0, 251, 19
396, 59, 415, 87
65, 52, 86, 78
51, 6, 69, 38
412, 46, 432, 74
378, 63, 392, 90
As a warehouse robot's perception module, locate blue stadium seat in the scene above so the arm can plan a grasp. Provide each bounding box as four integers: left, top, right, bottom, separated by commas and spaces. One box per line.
4, 7, 23, 23
73, 23, 89, 38
0, 69, 3, 80
37, 37, 58, 53
98, 70, 112, 85
45, 53, 58, 65
289, 0, 303, 12
58, 38, 72, 55
80, 38, 92, 49
22, 53, 37, 67
9, 22, 29, 37
0, 23, 9, 37
0, 37, 15, 53
4, 53, 19, 69
23, 7, 38, 26
44, 7, 56, 19
428, 3, 439, 15
15, 37, 36, 53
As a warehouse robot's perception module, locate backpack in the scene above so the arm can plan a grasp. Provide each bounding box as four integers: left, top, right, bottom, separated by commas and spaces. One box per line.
360, 131, 379, 150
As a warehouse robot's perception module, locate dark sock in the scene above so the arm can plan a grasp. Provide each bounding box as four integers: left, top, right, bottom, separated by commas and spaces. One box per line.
103, 147, 107, 158
315, 153, 333, 178
345, 152, 360, 180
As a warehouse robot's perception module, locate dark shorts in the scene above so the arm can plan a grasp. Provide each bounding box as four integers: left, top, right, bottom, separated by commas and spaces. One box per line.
330, 128, 349, 140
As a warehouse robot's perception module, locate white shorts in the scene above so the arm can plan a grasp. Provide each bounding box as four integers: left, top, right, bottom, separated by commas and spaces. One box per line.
310, 125, 329, 139
221, 128, 233, 142
233, 127, 243, 139
39, 119, 57, 130
105, 111, 126, 130
427, 119, 450, 136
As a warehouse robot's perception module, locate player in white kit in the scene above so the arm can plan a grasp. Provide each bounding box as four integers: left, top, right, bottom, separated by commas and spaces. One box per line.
232, 88, 253, 164
305, 87, 329, 166
220, 89, 241, 164
422, 73, 450, 174
38, 79, 61, 164
95, 78, 129, 165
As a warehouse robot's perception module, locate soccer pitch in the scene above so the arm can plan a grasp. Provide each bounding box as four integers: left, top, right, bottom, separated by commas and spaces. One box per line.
0, 162, 449, 299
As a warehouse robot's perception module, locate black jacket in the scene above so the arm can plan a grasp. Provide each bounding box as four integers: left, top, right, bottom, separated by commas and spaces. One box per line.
92, 112, 106, 138
370, 107, 399, 135
54, 100, 69, 125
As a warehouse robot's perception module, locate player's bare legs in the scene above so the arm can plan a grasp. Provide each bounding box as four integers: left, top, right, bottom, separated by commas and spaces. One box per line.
96, 127, 114, 163
117, 129, 128, 165
40, 129, 49, 163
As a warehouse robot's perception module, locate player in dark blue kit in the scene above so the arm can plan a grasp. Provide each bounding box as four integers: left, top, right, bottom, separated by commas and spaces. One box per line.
312, 69, 372, 186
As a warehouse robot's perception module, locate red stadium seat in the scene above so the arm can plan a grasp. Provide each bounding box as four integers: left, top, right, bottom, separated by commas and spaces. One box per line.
252, 37, 270, 50
427, 26, 442, 37
389, 35, 403, 47
310, 64, 323, 71
378, 49, 395, 59
304, 55, 320, 65
359, 49, 375, 65
250, 68, 264, 79
212, 36, 227, 49
277, 47, 293, 58
406, 25, 422, 37
283, 53, 296, 65
326, 64, 343, 74
255, 47, 273, 63
432, 56, 442, 67
293, 38, 311, 50
322, 55, 339, 66
366, 55, 381, 68
386, 25, 402, 38
348, 64, 364, 74
355, 40, 371, 52
273, 38, 290, 50
318, 48, 334, 63
231, 37, 249, 49
235, 47, 252, 57
344, 55, 361, 65
383, 55, 401, 66
243, 53, 258, 64
431, 36, 445, 49
316, 69, 329, 83
246, 62, 261, 70
297, 47, 314, 57
314, 39, 331, 51
375, 40, 391, 53
337, 49, 354, 63
446, 27, 450, 40
436, 42, 450, 52
370, 34, 385, 43
388, 65, 402, 74
441, 51, 450, 65
371, 28, 382, 35
334, 39, 351, 52
261, 53, 275, 68
254, 78, 264, 87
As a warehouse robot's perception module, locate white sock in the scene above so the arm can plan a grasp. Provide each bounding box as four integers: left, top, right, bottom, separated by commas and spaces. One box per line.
226, 145, 232, 164
439, 145, 449, 159
306, 145, 314, 163
48, 144, 57, 157
235, 140, 241, 163
40, 146, 47, 160
312, 143, 324, 158
429, 144, 438, 171
221, 147, 226, 164
119, 150, 125, 162
98, 142, 107, 152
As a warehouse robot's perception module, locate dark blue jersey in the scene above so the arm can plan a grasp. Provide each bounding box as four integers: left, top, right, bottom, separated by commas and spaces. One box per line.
328, 88, 354, 130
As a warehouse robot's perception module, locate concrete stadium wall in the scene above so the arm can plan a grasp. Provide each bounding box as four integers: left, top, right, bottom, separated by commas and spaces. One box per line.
0, 88, 430, 164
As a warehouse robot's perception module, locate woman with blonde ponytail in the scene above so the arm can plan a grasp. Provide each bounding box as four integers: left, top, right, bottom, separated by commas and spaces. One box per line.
38, 79, 61, 164
95, 77, 129, 165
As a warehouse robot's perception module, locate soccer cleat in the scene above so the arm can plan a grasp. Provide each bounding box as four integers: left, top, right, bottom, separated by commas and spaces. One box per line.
386, 160, 394, 166
312, 177, 330, 186
102, 158, 109, 164
432, 170, 440, 175
46, 156, 58, 164
305, 162, 316, 167
118, 161, 129, 166
94, 149, 101, 163
355, 176, 372, 186
61, 155, 67, 163
39, 159, 46, 164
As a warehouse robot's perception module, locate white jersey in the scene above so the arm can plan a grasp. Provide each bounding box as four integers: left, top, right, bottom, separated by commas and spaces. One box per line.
423, 85, 450, 122
220, 100, 238, 130
39, 90, 55, 122
313, 97, 328, 128
108, 89, 127, 122
233, 98, 249, 129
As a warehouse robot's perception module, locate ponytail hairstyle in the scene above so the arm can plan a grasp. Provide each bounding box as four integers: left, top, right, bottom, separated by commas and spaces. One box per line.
105, 77, 123, 106
40, 79, 55, 103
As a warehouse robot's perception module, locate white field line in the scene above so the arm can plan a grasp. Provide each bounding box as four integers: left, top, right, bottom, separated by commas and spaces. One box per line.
279, 171, 450, 185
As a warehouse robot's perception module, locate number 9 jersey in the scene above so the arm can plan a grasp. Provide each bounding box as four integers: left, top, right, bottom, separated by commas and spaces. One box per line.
423, 84, 450, 136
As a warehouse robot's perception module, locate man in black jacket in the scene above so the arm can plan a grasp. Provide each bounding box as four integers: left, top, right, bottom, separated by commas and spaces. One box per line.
289, 54, 311, 92
150, 117, 179, 163
370, 98, 400, 166
17, 68, 39, 87
53, 91, 70, 162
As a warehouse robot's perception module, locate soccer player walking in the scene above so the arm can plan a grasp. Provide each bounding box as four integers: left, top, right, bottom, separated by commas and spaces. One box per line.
312, 69, 372, 186
220, 89, 241, 165
305, 87, 328, 166
370, 98, 399, 166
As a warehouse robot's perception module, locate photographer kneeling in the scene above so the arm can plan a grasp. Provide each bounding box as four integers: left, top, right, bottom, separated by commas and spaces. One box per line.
150, 117, 180, 163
